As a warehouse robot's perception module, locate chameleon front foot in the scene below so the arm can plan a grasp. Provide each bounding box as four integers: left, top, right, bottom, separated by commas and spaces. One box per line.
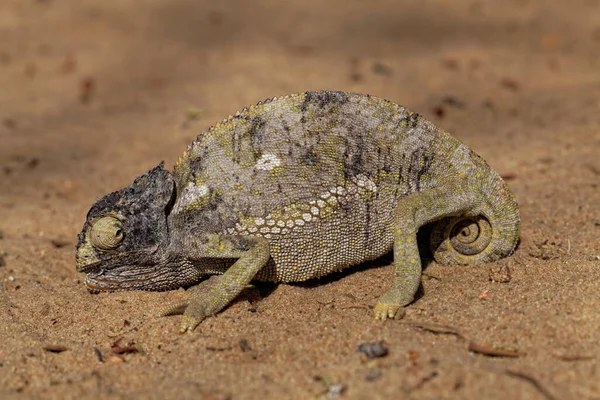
179, 275, 227, 332
159, 298, 210, 333
157, 276, 226, 333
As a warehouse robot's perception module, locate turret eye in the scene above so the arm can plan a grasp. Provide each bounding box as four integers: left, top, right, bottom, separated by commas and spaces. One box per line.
89, 216, 124, 250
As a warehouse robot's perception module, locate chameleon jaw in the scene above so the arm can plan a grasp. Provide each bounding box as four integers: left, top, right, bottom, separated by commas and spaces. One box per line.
84, 264, 171, 292
83, 257, 203, 293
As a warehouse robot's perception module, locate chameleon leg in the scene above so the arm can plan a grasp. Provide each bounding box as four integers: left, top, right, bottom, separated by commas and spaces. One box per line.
374, 181, 480, 320
177, 235, 271, 332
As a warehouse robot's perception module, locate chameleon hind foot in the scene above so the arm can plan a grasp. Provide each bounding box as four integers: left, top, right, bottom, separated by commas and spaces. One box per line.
373, 302, 406, 321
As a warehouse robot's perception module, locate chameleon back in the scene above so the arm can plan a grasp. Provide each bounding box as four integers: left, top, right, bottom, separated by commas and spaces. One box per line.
170, 91, 512, 282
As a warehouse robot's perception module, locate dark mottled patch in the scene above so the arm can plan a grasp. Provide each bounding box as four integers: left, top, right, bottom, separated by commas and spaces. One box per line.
189, 146, 209, 179
300, 91, 349, 112
206, 191, 220, 211
397, 112, 421, 129
300, 148, 319, 166
228, 235, 253, 252
342, 129, 365, 177
377, 147, 393, 173
248, 116, 266, 158
408, 148, 433, 191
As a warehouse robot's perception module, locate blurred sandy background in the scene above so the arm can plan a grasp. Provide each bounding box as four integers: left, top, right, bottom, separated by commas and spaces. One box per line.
1, 0, 599, 398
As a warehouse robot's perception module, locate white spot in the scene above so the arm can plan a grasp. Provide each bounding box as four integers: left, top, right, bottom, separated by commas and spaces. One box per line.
248, 227, 258, 233
264, 233, 272, 239
317, 199, 326, 208
302, 213, 312, 222
227, 228, 235, 235
271, 227, 281, 234
353, 174, 378, 192
195, 184, 210, 197
321, 192, 331, 199
255, 153, 282, 171
255, 217, 265, 226
295, 219, 305, 226
267, 219, 275, 226
277, 220, 286, 227
310, 206, 319, 215
260, 227, 270, 234
450, 143, 475, 174
286, 220, 295, 228
173, 182, 210, 212
335, 186, 346, 195
282, 228, 290, 234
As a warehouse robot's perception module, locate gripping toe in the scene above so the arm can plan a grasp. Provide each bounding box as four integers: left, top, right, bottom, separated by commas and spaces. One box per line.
373, 303, 406, 321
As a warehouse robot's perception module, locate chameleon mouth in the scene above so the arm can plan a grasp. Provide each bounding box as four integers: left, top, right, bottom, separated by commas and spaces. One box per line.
76, 246, 159, 273
77, 260, 103, 274
84, 265, 170, 292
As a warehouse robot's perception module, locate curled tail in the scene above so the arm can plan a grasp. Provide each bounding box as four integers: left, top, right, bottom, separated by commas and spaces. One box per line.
429, 169, 520, 265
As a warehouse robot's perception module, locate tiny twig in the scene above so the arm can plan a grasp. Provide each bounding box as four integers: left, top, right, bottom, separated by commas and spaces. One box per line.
206, 346, 232, 352
468, 341, 526, 358
400, 321, 464, 338
422, 272, 442, 281
504, 370, 557, 400
553, 353, 595, 361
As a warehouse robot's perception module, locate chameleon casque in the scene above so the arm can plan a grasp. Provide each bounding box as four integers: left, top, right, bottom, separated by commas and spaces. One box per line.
76, 91, 520, 332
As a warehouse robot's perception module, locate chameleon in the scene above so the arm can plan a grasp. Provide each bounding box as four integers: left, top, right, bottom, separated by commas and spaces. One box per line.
75, 91, 520, 333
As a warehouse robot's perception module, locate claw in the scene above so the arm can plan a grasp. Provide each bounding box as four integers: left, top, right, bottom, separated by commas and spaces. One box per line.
179, 315, 201, 333
373, 303, 406, 321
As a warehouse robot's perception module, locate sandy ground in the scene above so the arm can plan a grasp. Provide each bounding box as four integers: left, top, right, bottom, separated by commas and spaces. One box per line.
1, 0, 599, 398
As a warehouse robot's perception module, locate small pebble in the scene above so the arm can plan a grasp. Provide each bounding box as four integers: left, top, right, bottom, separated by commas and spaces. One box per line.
357, 341, 388, 359
365, 368, 382, 381
238, 339, 252, 352
327, 383, 346, 399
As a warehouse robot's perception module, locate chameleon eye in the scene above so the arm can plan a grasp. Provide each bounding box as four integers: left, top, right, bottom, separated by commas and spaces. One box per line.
89, 216, 124, 250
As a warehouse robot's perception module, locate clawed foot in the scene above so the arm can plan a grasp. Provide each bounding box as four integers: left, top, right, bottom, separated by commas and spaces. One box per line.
373, 303, 406, 321
159, 299, 207, 333
373, 288, 412, 321
158, 276, 224, 333
180, 314, 203, 333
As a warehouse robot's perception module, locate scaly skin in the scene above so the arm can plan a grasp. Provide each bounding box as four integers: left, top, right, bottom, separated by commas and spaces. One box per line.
76, 91, 520, 332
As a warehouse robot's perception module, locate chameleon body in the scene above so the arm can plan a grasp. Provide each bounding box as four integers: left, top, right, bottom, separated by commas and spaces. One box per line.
76, 91, 520, 332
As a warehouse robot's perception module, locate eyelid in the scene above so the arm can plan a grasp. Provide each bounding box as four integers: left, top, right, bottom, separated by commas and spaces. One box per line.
89, 216, 124, 250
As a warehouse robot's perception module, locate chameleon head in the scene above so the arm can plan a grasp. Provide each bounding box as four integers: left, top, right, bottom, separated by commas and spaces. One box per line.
76, 163, 180, 292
